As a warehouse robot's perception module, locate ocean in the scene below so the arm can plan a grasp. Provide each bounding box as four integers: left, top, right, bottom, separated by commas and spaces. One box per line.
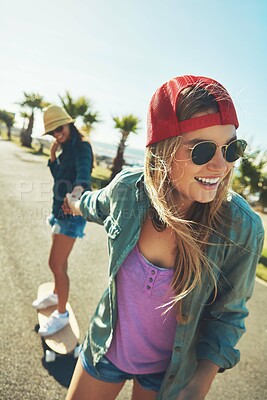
92, 140, 145, 167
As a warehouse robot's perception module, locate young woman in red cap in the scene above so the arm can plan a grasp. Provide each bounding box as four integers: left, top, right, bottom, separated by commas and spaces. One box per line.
64, 76, 264, 400
32, 105, 93, 337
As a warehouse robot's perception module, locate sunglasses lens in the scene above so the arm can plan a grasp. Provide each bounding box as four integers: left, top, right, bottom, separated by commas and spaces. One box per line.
226, 140, 247, 162
54, 126, 63, 134
192, 142, 217, 165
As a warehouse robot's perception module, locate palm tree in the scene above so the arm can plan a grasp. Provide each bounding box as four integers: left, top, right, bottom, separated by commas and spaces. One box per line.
232, 148, 267, 209
109, 114, 141, 181
59, 91, 99, 133
20, 111, 30, 130
18, 92, 48, 147
0, 110, 15, 140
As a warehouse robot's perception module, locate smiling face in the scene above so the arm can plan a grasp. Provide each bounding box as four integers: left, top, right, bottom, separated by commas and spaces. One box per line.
53, 124, 71, 143
170, 124, 236, 210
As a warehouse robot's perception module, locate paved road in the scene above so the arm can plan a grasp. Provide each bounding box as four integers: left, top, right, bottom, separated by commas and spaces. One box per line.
0, 139, 266, 400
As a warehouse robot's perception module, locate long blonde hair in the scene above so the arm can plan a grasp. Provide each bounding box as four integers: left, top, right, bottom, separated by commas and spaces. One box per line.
144, 85, 234, 315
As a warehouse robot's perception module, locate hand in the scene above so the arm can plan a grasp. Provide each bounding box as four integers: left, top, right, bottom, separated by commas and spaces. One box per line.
62, 196, 74, 215
62, 187, 84, 215
62, 193, 82, 216
71, 185, 84, 200
50, 140, 61, 162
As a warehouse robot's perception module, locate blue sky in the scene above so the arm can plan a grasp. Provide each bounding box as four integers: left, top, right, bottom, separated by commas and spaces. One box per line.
0, 0, 266, 149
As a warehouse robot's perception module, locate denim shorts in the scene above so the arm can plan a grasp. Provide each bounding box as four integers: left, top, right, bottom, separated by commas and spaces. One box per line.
47, 214, 86, 239
79, 349, 166, 392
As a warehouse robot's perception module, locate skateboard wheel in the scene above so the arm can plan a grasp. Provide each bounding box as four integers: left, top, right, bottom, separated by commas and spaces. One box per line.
74, 345, 80, 359
45, 349, 56, 363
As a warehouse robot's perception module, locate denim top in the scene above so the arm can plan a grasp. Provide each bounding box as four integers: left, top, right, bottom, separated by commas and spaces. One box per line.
48, 131, 93, 219
79, 167, 264, 400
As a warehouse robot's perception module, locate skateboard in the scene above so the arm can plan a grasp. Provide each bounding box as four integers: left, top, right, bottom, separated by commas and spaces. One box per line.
36, 282, 80, 363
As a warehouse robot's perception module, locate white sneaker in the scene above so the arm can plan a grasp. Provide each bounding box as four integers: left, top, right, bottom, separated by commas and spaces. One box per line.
32, 293, 58, 310
38, 310, 69, 337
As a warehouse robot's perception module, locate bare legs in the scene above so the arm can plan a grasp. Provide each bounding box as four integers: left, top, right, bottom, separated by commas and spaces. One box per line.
66, 359, 158, 400
66, 359, 125, 400
131, 380, 157, 400
49, 234, 76, 313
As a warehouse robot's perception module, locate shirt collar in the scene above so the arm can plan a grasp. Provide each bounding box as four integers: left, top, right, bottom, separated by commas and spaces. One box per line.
135, 172, 149, 204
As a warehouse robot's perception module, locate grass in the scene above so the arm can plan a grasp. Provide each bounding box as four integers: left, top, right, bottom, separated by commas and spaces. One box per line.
257, 263, 267, 281
91, 165, 111, 189
92, 165, 111, 180
256, 222, 267, 282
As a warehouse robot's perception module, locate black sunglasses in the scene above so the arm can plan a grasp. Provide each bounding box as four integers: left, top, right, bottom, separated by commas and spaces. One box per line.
184, 139, 247, 166
49, 125, 64, 136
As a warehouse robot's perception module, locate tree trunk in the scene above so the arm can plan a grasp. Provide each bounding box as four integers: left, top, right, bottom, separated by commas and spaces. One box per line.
109, 135, 127, 181
7, 126, 11, 140
21, 112, 34, 147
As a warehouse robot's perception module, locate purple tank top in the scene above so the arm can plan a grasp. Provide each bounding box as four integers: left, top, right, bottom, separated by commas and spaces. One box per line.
106, 245, 177, 374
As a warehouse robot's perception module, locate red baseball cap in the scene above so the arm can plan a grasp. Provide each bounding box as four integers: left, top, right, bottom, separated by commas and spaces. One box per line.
146, 75, 239, 146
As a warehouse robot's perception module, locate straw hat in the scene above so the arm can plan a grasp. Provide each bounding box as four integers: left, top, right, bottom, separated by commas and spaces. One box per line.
43, 105, 74, 135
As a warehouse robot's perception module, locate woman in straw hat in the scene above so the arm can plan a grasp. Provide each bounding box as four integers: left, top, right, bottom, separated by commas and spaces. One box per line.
32, 105, 93, 337
65, 76, 263, 400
